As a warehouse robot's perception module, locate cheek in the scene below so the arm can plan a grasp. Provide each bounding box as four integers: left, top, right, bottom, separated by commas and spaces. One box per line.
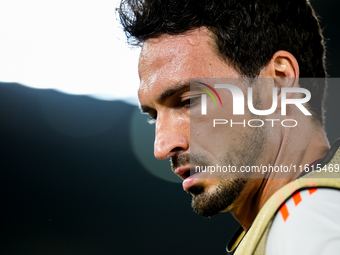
168, 109, 191, 137
190, 98, 236, 157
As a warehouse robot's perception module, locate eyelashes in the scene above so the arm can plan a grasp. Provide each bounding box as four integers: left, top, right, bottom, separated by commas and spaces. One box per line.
180, 96, 200, 108
146, 96, 200, 124
147, 117, 157, 124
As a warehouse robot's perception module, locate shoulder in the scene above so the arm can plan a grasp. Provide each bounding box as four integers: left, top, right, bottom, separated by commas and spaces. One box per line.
265, 188, 340, 255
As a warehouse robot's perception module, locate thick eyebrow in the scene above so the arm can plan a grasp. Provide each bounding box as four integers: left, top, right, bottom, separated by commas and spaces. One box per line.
157, 82, 191, 104
140, 82, 191, 113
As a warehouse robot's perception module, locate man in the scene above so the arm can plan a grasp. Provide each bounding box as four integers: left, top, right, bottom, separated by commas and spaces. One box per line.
118, 0, 340, 254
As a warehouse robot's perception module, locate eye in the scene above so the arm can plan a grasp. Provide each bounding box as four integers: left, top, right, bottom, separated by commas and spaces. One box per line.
147, 117, 156, 124
181, 96, 200, 107
147, 112, 157, 124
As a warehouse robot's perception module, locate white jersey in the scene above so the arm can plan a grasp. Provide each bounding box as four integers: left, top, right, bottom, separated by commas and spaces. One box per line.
266, 188, 340, 255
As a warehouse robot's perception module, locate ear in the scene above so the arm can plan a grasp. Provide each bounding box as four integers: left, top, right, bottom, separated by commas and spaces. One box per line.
260, 51, 300, 109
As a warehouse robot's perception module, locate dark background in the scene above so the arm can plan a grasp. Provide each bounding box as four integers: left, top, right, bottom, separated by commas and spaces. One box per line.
1, 1, 340, 254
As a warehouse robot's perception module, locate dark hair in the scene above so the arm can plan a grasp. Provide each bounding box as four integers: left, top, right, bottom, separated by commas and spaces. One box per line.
118, 0, 327, 125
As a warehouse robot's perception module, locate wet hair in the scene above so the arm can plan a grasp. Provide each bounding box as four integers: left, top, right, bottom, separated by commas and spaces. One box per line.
118, 0, 327, 125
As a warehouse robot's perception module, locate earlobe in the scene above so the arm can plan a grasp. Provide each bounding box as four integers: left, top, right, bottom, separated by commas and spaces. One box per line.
262, 51, 300, 109
275, 75, 298, 110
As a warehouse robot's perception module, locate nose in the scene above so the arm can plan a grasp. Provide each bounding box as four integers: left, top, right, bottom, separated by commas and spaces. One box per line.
154, 113, 189, 160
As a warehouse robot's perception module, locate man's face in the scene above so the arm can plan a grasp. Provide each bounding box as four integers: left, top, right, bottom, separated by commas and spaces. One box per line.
138, 28, 268, 217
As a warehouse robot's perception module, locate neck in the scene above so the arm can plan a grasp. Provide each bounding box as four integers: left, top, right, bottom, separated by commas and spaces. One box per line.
229, 123, 329, 231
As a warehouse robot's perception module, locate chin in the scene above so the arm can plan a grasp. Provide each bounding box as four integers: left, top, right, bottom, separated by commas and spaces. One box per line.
189, 178, 247, 217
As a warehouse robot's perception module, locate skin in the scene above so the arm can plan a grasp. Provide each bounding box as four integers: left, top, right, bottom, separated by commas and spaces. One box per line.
138, 27, 330, 230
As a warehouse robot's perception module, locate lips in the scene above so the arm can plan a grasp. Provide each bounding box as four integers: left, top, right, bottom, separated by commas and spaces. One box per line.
174, 166, 202, 190
174, 166, 191, 180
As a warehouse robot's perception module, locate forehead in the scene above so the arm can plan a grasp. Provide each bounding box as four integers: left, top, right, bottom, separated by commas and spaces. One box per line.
138, 28, 239, 105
